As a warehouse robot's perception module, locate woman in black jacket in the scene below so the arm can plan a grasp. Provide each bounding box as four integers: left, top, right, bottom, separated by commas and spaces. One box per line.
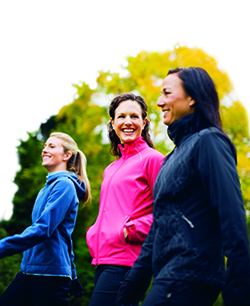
116, 67, 250, 306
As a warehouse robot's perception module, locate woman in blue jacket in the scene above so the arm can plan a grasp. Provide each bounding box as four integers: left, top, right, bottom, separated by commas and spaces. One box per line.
0, 132, 91, 306
116, 67, 250, 306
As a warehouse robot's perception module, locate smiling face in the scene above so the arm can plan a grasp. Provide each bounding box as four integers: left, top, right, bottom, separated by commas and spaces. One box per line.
110, 100, 147, 143
157, 73, 195, 126
42, 136, 72, 173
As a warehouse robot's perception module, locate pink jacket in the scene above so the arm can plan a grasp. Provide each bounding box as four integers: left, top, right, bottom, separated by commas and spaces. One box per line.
86, 137, 164, 267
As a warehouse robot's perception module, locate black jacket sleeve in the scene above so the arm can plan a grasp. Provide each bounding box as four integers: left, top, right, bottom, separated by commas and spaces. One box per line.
194, 131, 250, 305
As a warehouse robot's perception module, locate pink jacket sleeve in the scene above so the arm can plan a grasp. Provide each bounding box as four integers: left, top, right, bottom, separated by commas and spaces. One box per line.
124, 152, 164, 243
124, 214, 153, 242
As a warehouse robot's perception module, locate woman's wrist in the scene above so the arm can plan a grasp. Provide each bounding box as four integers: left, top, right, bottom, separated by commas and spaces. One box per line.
123, 227, 129, 242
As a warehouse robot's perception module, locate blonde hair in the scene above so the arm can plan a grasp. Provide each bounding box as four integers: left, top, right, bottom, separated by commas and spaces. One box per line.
50, 132, 91, 205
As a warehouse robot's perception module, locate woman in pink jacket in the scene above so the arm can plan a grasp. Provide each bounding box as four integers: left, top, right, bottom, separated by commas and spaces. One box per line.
86, 93, 164, 306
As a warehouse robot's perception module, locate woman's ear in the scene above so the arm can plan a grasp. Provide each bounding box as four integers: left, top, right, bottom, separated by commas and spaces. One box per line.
143, 117, 148, 129
110, 118, 114, 129
189, 97, 196, 107
63, 151, 72, 162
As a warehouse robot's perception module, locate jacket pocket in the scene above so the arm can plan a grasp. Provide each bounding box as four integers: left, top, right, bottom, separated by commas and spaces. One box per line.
119, 215, 130, 246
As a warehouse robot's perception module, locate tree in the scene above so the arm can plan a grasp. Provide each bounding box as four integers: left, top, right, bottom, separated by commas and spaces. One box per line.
221, 101, 250, 208
96, 45, 250, 206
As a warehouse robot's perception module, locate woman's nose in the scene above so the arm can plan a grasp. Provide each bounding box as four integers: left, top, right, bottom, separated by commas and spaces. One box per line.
157, 95, 164, 107
124, 116, 132, 125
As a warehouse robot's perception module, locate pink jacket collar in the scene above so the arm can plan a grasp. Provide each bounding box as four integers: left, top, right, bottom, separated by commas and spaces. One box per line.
118, 137, 148, 158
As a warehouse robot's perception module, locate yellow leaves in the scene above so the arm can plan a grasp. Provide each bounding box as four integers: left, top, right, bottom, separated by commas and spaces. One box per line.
51, 45, 250, 210
96, 45, 236, 148
237, 146, 250, 208
221, 101, 250, 208
94, 45, 250, 209
97, 45, 233, 112
221, 101, 249, 143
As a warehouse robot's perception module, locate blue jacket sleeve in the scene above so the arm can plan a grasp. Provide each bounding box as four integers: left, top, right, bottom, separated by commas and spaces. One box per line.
0, 179, 76, 259
70, 244, 77, 280
194, 131, 250, 305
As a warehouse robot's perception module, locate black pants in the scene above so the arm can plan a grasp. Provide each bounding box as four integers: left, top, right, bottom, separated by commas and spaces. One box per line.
88, 265, 132, 306
142, 279, 221, 306
0, 271, 71, 306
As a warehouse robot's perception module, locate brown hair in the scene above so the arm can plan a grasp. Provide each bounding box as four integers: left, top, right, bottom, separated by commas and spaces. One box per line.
108, 93, 154, 157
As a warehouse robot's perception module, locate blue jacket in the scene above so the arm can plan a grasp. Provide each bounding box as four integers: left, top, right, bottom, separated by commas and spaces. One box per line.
0, 171, 85, 279
127, 114, 250, 305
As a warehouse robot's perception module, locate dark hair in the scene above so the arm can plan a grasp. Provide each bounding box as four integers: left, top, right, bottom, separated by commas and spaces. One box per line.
167, 67, 223, 131
108, 93, 154, 157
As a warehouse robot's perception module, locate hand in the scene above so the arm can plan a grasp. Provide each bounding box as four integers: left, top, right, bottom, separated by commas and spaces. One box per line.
116, 271, 152, 306
69, 278, 83, 298
123, 227, 128, 239
116, 280, 134, 306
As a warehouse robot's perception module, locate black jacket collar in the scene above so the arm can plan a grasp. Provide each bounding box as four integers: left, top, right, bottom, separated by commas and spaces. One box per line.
167, 113, 200, 146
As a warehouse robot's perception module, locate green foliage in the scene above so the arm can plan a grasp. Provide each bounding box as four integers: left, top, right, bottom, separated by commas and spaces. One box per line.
213, 293, 224, 306
0, 253, 22, 297
0, 133, 47, 235
0, 227, 22, 297
1, 45, 249, 305
68, 238, 95, 306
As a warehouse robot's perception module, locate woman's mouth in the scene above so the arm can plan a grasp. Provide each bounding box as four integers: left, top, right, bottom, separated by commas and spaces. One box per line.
122, 129, 134, 134
162, 109, 170, 117
42, 155, 51, 160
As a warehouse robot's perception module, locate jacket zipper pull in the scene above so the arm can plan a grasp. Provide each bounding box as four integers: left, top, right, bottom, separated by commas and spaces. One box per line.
182, 215, 194, 228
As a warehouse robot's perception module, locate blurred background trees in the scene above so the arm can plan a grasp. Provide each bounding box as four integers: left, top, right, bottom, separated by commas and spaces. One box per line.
0, 45, 249, 306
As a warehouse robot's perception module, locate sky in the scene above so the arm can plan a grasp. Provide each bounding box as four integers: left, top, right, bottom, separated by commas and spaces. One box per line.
0, 0, 250, 220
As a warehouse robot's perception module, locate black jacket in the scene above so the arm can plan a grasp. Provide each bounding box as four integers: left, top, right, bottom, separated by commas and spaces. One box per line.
127, 113, 250, 305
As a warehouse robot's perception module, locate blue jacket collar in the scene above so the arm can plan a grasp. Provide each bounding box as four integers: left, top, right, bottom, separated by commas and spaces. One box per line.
46, 171, 85, 201
46, 171, 69, 184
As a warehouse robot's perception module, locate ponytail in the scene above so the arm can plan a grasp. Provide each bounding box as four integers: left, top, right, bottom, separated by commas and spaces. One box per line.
74, 150, 91, 205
